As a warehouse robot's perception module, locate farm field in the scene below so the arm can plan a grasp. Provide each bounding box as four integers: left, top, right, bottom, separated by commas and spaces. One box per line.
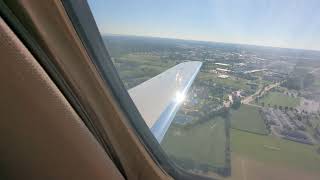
102, 35, 320, 179
257, 92, 300, 108
312, 78, 320, 88
230, 105, 268, 135
230, 129, 320, 173
161, 116, 227, 168
119, 53, 175, 68
114, 53, 175, 88
199, 72, 252, 91
225, 154, 320, 180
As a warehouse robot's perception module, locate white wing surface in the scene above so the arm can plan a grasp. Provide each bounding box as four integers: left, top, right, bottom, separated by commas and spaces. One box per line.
129, 61, 202, 142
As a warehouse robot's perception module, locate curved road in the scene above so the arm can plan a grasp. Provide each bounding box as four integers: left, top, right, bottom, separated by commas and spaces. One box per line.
241, 81, 282, 104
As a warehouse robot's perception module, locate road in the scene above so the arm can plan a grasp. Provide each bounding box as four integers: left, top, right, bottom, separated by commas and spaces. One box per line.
246, 103, 263, 108
241, 81, 282, 104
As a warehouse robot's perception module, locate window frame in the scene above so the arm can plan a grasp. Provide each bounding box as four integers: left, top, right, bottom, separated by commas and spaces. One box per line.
61, 0, 215, 179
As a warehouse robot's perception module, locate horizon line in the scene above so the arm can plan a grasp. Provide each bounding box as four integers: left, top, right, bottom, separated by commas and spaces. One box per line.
102, 33, 320, 52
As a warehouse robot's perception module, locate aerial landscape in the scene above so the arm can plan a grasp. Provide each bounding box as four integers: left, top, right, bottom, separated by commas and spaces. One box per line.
104, 34, 320, 179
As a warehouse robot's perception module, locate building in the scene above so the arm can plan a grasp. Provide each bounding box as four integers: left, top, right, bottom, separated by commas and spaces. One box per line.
218, 74, 229, 79
216, 68, 231, 73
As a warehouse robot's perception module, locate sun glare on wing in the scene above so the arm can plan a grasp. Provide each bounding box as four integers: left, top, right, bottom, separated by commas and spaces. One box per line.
175, 91, 185, 103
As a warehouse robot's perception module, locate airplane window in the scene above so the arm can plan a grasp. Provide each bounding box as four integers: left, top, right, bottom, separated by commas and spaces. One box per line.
88, 0, 320, 179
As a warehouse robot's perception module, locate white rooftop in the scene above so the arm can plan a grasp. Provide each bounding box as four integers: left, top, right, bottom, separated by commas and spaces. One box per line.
218, 74, 229, 79
216, 68, 231, 72
215, 62, 230, 66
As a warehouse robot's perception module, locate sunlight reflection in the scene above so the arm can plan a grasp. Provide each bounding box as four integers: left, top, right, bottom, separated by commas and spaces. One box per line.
175, 91, 185, 103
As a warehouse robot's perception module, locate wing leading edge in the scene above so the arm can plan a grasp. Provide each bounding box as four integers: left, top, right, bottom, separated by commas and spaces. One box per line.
129, 61, 202, 142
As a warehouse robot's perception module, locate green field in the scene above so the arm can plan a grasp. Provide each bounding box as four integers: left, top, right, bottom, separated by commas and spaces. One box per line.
161, 117, 227, 167
230, 105, 268, 135
119, 53, 175, 68
231, 129, 320, 173
257, 92, 300, 108
199, 72, 251, 91
114, 53, 176, 88
312, 78, 320, 89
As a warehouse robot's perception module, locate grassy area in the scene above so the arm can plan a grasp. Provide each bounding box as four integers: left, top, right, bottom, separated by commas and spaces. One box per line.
161, 117, 227, 167
231, 129, 320, 173
257, 92, 300, 108
225, 154, 320, 180
114, 53, 176, 88
312, 78, 320, 88
230, 105, 268, 135
119, 53, 175, 68
199, 72, 251, 91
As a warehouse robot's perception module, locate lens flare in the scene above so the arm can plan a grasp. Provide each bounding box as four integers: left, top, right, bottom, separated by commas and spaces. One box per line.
175, 91, 185, 103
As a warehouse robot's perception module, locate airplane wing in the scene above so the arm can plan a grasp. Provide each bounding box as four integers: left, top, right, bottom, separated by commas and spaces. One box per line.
128, 61, 202, 142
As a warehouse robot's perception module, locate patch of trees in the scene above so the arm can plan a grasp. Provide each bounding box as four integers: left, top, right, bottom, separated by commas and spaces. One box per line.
224, 112, 231, 177
259, 109, 271, 134
184, 107, 230, 129
231, 96, 241, 110
282, 72, 315, 90
104, 35, 183, 56
266, 103, 295, 112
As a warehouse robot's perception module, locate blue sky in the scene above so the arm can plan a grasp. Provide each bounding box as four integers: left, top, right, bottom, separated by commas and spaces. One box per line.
88, 0, 320, 50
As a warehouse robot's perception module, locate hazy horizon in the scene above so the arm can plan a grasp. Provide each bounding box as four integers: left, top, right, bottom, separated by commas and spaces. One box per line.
89, 0, 320, 51
103, 33, 320, 52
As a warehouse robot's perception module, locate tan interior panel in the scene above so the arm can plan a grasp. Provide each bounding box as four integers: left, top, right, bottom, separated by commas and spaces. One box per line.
0, 17, 124, 180
2, 0, 172, 179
